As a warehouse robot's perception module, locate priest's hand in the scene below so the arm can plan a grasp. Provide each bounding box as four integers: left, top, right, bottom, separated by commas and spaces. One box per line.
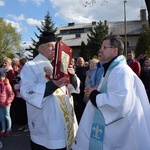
84, 85, 96, 97
68, 65, 75, 75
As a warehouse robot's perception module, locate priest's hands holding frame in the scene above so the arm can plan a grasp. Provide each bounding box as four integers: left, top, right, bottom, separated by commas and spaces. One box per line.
52, 65, 75, 88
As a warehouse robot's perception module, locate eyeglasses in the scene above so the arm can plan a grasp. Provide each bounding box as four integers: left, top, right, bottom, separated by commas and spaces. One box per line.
100, 45, 115, 51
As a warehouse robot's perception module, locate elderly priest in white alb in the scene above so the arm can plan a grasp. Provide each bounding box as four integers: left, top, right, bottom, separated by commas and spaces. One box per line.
20, 31, 80, 150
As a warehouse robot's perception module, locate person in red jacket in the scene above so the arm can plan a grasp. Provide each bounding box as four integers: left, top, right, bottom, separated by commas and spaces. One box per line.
0, 68, 14, 137
127, 50, 141, 77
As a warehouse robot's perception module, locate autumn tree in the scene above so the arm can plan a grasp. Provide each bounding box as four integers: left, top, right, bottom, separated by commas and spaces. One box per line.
28, 11, 56, 58
87, 21, 109, 58
0, 18, 21, 60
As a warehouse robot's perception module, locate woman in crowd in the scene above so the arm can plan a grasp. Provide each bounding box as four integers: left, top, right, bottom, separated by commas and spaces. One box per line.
13, 58, 29, 132
84, 58, 99, 104
140, 57, 150, 101
2, 57, 15, 89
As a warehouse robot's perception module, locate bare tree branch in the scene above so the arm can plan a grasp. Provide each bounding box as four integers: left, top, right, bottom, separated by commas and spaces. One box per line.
82, 0, 108, 7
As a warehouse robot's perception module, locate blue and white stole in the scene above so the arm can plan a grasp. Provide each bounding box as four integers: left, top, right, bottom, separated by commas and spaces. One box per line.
89, 56, 126, 150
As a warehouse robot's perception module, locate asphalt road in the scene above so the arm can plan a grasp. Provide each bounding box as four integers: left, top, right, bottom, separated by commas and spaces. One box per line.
0, 124, 31, 150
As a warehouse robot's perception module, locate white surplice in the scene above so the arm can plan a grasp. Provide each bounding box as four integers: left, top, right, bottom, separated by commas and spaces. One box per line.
20, 54, 80, 149
72, 56, 150, 150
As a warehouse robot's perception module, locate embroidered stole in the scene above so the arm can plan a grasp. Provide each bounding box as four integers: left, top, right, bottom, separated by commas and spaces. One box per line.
89, 56, 126, 150
89, 79, 105, 150
34, 54, 76, 150
54, 89, 76, 149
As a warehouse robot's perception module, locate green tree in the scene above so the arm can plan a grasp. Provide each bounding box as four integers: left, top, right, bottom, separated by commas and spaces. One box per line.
28, 11, 57, 58
87, 21, 109, 58
135, 25, 150, 57
80, 41, 89, 61
0, 18, 21, 60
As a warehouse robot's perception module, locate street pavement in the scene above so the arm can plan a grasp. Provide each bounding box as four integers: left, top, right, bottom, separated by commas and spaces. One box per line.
0, 124, 31, 150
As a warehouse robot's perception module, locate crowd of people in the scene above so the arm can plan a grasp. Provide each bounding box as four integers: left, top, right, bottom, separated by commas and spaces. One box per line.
0, 33, 150, 150
0, 57, 29, 149
126, 50, 150, 100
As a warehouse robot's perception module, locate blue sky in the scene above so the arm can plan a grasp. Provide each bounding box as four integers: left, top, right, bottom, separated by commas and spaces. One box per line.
0, 0, 147, 48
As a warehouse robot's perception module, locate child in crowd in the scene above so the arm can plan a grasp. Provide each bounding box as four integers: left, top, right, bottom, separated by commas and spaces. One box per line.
0, 68, 14, 137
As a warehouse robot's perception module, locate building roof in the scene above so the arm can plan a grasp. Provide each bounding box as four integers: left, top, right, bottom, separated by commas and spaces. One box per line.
108, 20, 146, 35
55, 22, 97, 34
57, 33, 89, 46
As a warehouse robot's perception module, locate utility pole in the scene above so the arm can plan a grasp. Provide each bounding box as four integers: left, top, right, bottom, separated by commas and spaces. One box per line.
124, 0, 127, 57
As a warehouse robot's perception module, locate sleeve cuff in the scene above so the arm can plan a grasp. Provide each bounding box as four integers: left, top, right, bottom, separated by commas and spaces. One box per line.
44, 80, 58, 97
89, 90, 100, 107
69, 74, 77, 89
